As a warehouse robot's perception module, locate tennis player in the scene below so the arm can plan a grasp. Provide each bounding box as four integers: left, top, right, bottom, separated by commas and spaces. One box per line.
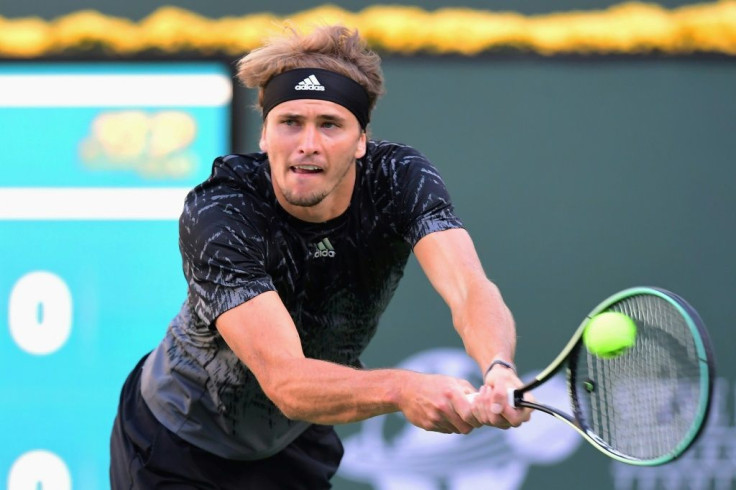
110, 24, 531, 489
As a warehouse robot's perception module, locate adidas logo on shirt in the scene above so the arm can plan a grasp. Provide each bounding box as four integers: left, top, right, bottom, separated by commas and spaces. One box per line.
295, 75, 326, 92
312, 238, 335, 258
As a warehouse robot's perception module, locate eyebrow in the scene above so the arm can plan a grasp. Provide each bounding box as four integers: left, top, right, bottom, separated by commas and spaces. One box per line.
276, 112, 347, 123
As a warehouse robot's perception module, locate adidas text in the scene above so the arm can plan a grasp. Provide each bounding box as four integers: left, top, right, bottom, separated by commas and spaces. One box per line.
295, 75, 326, 91
312, 238, 336, 258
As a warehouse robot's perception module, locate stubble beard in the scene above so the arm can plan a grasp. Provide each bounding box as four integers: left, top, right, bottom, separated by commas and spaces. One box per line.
280, 159, 354, 208
281, 188, 329, 208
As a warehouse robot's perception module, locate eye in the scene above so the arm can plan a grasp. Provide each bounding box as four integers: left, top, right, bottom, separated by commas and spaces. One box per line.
278, 117, 300, 127
321, 121, 336, 129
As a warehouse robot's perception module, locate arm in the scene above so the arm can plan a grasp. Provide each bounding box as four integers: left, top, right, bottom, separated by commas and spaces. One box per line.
414, 227, 531, 428
215, 290, 477, 433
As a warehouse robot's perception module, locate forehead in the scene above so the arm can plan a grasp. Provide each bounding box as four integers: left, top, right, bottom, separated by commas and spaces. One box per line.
268, 99, 355, 120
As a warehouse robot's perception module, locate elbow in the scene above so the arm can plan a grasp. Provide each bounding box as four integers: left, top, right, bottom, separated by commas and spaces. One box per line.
272, 397, 304, 421
274, 399, 331, 424
262, 381, 315, 422
262, 383, 300, 420
264, 386, 353, 425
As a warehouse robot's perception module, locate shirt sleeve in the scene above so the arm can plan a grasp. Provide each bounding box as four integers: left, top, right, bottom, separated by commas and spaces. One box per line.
387, 145, 464, 246
179, 173, 276, 329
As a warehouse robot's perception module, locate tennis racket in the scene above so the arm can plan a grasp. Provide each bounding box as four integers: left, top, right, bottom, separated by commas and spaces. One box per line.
472, 286, 715, 466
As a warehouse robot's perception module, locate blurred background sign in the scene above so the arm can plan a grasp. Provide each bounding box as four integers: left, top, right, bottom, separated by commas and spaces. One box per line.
0, 61, 233, 490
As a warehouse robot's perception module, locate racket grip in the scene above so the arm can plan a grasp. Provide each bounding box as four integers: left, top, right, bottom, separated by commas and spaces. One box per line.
465, 390, 519, 407
508, 388, 517, 408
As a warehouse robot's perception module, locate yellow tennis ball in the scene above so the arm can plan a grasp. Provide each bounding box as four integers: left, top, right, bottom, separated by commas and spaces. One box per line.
583, 312, 637, 358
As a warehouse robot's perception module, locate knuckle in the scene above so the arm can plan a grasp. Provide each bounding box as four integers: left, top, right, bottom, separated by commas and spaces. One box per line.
428, 413, 444, 427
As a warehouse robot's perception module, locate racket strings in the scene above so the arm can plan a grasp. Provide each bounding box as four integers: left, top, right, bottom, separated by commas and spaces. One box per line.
574, 294, 705, 461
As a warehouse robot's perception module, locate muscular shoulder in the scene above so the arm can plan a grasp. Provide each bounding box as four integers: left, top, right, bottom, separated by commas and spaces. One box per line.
197, 152, 268, 200
362, 140, 447, 191
361, 140, 461, 244
180, 153, 273, 252
362, 140, 450, 200
363, 140, 429, 175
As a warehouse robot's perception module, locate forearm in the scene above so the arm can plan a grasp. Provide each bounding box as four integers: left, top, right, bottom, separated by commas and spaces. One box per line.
413, 229, 528, 427
262, 357, 479, 435
413, 229, 517, 375
452, 277, 517, 374
261, 359, 413, 424
217, 288, 479, 433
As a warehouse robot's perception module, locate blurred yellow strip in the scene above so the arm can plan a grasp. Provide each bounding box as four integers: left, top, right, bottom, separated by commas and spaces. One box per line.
1, 1, 735, 58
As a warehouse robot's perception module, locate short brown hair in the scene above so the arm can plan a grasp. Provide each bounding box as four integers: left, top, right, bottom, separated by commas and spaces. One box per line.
236, 25, 385, 116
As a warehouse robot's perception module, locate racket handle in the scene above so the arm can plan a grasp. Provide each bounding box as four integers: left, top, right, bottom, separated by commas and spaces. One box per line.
465, 392, 478, 402
465, 390, 520, 407
508, 387, 518, 408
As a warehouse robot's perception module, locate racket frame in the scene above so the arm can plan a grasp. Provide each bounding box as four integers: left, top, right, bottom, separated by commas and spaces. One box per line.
509, 286, 715, 466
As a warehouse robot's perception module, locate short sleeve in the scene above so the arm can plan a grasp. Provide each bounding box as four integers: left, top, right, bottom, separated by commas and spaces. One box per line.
179, 178, 276, 328
385, 145, 464, 246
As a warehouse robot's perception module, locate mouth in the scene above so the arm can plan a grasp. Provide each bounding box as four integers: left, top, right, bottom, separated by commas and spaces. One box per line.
290, 164, 324, 175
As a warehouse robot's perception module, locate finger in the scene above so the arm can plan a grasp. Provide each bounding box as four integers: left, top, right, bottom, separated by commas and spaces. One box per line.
489, 383, 511, 418
475, 384, 524, 428
506, 392, 534, 425
441, 414, 473, 434
445, 409, 475, 434
523, 407, 533, 422
427, 398, 474, 434
433, 424, 455, 434
465, 390, 492, 424
499, 401, 527, 427
424, 414, 456, 434
492, 382, 532, 427
518, 393, 534, 423
457, 393, 483, 428
467, 387, 510, 428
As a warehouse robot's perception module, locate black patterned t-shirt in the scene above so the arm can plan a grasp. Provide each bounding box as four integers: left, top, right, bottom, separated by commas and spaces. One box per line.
140, 140, 464, 460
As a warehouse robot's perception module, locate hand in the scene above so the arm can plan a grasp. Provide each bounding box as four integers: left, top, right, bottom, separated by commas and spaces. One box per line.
467, 365, 532, 429
398, 373, 481, 434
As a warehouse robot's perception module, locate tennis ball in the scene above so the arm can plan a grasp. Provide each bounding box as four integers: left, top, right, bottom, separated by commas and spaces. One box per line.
583, 311, 637, 358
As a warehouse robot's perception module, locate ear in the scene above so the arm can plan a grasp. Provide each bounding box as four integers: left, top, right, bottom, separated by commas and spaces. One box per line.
355, 131, 367, 159
259, 125, 268, 152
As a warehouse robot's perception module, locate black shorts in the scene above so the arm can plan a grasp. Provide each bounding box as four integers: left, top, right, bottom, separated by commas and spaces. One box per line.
110, 355, 344, 489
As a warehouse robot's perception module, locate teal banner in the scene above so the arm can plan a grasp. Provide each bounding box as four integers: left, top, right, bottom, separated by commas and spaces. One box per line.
0, 61, 233, 489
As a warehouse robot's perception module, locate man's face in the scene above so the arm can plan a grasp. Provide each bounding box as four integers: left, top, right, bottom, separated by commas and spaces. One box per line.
260, 99, 366, 222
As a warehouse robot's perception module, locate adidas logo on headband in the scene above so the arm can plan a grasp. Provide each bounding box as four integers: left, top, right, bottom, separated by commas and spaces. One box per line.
295, 75, 325, 92
263, 68, 370, 128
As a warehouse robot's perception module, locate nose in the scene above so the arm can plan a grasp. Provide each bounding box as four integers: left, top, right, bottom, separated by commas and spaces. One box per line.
297, 124, 321, 155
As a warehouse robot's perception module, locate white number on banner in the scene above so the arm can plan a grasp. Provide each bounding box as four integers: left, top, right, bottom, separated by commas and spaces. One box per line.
8, 271, 73, 355
7, 450, 72, 490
